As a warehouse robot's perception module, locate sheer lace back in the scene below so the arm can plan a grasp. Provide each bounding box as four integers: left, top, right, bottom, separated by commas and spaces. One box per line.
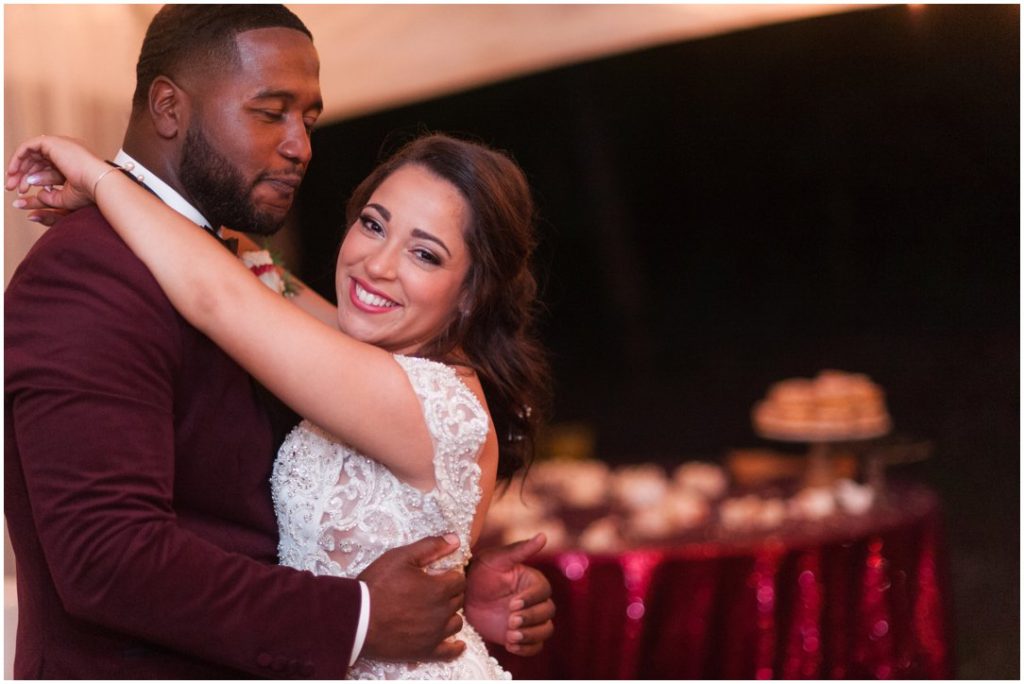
271, 355, 510, 679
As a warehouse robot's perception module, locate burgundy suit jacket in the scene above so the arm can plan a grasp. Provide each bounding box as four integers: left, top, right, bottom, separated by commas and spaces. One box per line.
5, 207, 361, 679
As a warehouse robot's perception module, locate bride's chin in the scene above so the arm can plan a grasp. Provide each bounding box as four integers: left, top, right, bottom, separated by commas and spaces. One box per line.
334, 315, 360, 339
337, 321, 378, 345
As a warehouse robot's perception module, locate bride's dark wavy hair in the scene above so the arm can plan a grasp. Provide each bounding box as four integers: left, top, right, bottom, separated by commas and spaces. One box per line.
345, 133, 550, 479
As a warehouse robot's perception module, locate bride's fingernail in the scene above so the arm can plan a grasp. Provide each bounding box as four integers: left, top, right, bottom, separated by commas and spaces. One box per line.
509, 616, 523, 629
26, 216, 41, 223
25, 174, 40, 185
442, 533, 459, 546
12, 199, 26, 209
508, 631, 524, 643
509, 599, 524, 611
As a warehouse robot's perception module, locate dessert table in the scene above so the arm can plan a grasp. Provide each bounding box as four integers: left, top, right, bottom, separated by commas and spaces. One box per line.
491, 485, 952, 679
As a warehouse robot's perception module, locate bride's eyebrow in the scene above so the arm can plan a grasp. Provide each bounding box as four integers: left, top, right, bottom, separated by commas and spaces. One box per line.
411, 228, 452, 257
365, 203, 391, 220
364, 203, 451, 256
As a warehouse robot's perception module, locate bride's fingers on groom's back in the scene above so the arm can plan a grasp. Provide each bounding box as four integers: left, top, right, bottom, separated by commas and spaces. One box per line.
7, 143, 54, 188
26, 209, 70, 226
9, 168, 64, 196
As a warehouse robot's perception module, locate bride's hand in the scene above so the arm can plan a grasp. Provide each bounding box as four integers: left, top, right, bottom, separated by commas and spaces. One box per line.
6, 135, 110, 224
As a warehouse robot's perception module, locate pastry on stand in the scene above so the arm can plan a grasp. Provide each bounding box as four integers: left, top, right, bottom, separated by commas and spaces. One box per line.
751, 370, 891, 487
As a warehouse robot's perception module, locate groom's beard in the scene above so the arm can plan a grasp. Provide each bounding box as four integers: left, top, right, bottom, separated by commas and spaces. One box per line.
179, 124, 287, 236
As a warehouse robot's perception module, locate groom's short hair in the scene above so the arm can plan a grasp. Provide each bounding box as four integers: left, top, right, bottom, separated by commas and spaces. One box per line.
131, 4, 313, 118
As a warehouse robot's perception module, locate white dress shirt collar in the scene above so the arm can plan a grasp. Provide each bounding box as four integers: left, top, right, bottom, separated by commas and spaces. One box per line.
113, 150, 213, 230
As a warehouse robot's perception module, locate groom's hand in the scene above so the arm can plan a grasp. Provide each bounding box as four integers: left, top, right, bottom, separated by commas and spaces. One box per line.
465, 533, 555, 655
357, 535, 467, 662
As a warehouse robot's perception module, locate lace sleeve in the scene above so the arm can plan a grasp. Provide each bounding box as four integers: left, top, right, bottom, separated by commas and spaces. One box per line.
393, 355, 489, 554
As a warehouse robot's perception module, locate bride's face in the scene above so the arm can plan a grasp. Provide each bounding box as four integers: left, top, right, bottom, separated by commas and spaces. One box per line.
335, 164, 471, 355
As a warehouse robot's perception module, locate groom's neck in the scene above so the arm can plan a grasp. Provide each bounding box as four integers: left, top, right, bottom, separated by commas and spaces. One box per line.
121, 128, 192, 205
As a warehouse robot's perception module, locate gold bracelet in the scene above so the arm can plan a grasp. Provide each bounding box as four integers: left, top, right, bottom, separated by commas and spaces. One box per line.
91, 165, 120, 198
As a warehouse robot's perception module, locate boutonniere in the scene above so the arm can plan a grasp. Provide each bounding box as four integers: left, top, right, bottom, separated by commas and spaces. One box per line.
240, 246, 302, 298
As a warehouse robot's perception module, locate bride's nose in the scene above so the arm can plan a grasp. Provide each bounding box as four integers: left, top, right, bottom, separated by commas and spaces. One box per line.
365, 243, 398, 280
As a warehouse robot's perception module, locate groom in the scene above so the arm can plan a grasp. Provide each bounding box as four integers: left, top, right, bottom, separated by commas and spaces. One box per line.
5, 5, 552, 679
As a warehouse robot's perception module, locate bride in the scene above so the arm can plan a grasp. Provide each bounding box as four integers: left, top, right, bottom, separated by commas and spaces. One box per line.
8, 132, 551, 679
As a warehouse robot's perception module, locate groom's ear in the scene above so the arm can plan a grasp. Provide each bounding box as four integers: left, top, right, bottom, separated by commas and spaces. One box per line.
148, 75, 188, 140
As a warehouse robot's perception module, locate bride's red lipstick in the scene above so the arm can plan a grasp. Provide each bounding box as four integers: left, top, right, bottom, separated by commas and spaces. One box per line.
349, 278, 399, 313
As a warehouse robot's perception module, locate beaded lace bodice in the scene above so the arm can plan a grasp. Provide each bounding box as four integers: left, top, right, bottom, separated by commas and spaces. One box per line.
271, 354, 510, 679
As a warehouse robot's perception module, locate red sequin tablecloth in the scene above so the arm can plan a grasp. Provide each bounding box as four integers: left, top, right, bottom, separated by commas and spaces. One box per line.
492, 486, 953, 679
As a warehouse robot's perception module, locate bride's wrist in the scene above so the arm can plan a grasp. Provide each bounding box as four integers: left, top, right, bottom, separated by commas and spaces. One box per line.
90, 162, 120, 200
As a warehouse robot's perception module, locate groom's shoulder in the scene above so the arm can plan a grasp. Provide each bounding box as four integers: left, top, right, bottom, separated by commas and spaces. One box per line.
12, 206, 158, 288
6, 208, 186, 395
7, 207, 176, 328
27, 205, 136, 259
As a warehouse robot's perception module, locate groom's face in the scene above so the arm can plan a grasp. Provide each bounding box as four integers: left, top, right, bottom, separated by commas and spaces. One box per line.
179, 27, 323, 234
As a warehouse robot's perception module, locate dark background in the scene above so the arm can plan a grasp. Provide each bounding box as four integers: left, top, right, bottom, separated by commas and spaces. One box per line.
295, 5, 1019, 678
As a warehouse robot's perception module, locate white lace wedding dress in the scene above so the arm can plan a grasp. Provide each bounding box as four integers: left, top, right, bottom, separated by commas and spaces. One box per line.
271, 354, 511, 680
